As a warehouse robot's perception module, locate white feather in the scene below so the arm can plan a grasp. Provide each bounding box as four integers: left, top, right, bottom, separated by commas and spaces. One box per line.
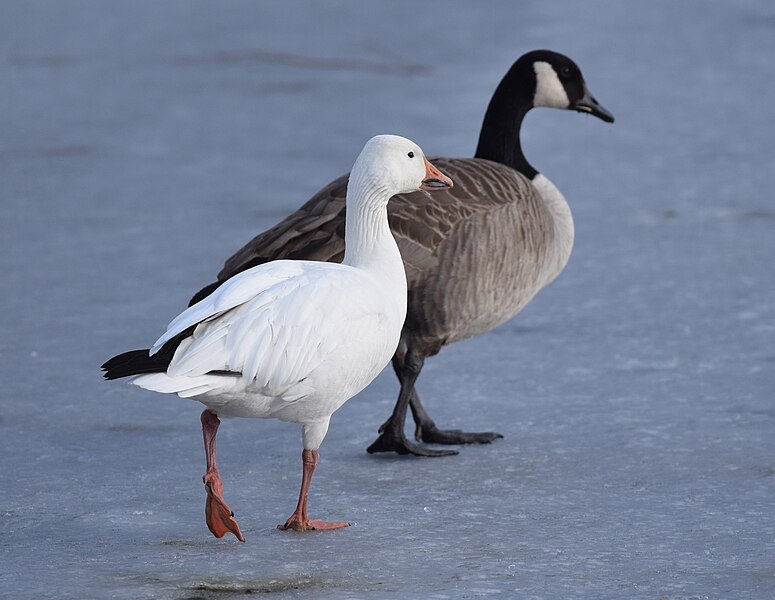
150, 261, 305, 355
533, 61, 570, 109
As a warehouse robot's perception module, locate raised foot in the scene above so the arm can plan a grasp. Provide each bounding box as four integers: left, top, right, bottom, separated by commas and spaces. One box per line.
366, 430, 458, 457
203, 473, 245, 542
416, 425, 503, 446
278, 516, 350, 532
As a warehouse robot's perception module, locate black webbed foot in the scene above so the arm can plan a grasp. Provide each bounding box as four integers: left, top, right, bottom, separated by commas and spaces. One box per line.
415, 423, 503, 445
367, 427, 458, 457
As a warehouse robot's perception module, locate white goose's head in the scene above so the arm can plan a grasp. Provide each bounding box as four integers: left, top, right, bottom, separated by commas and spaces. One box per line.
349, 135, 453, 206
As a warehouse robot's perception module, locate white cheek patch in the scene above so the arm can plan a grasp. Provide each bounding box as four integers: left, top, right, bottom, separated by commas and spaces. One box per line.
533, 61, 570, 109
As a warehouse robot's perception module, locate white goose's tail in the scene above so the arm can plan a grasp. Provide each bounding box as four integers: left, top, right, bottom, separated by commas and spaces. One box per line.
131, 373, 241, 399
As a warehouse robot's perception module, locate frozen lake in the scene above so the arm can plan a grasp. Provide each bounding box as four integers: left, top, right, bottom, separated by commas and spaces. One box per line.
2, 1, 774, 598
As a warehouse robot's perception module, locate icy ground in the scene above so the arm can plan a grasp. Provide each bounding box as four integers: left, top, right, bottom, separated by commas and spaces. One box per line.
2, 1, 774, 598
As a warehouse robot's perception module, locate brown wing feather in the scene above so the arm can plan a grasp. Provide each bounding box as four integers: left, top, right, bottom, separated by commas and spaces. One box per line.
218, 174, 349, 279
393, 159, 553, 354
214, 158, 522, 287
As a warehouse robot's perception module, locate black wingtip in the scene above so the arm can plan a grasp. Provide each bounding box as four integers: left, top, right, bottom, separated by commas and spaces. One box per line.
101, 348, 164, 380
101, 325, 197, 381
189, 280, 221, 307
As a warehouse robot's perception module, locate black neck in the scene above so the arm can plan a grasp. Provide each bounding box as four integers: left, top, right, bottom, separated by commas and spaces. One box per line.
474, 61, 538, 180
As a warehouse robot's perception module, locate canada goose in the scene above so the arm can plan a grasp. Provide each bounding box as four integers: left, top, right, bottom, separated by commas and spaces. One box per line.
102, 135, 453, 540
189, 49, 614, 457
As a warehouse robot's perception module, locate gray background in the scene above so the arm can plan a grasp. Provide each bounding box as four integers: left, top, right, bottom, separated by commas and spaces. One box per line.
2, 1, 774, 598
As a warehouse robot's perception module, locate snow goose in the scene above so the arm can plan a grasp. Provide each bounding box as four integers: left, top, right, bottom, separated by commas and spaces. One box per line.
189, 50, 614, 457
102, 135, 453, 540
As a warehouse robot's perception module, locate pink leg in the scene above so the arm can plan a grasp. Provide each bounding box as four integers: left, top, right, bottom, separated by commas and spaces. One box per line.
278, 449, 350, 532
201, 410, 245, 542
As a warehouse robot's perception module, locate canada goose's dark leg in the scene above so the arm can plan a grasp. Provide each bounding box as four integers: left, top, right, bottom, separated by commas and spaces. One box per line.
201, 410, 245, 542
408, 394, 503, 445
367, 351, 457, 457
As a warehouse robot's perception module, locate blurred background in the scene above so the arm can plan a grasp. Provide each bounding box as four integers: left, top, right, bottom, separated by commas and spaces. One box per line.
2, 1, 774, 598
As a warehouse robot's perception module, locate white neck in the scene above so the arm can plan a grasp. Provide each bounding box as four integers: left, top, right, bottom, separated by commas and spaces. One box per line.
531, 173, 575, 284
342, 176, 404, 279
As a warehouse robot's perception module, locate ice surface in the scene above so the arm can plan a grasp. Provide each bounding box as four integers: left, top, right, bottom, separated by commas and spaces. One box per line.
2, 1, 774, 598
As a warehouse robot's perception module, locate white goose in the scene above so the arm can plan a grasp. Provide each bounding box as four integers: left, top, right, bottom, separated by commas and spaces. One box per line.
102, 135, 453, 540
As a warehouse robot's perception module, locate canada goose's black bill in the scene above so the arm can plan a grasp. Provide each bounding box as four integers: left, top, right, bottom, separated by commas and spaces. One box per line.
421, 157, 454, 191
573, 84, 615, 123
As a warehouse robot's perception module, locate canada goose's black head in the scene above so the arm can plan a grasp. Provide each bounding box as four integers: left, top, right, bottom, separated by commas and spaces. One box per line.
475, 50, 613, 176
521, 49, 614, 123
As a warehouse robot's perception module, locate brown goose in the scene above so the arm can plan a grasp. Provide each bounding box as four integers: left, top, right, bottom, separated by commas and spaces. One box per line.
190, 50, 614, 457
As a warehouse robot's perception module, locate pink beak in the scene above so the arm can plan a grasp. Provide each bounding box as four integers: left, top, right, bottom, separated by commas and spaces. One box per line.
421, 157, 453, 191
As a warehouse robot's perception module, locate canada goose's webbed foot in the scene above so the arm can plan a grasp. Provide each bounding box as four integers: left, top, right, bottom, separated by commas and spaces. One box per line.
406, 391, 502, 446
367, 422, 458, 457
414, 422, 503, 445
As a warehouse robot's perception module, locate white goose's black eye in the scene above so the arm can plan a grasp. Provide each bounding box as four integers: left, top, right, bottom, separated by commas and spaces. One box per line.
407, 151, 415, 158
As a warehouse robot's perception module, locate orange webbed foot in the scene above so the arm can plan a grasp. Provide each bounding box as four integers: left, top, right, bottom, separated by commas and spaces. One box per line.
277, 512, 350, 532
203, 472, 245, 542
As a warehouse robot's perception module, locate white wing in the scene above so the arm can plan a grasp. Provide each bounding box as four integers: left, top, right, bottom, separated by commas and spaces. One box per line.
150, 260, 306, 354
155, 259, 391, 398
